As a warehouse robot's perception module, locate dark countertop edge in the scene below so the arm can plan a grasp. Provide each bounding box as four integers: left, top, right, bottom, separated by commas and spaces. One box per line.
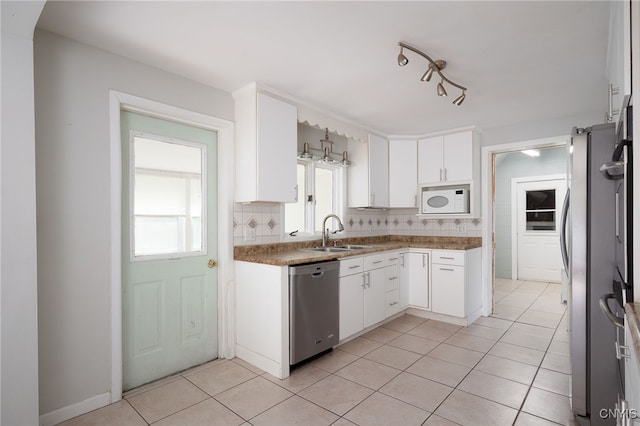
625, 303, 640, 369
234, 239, 482, 266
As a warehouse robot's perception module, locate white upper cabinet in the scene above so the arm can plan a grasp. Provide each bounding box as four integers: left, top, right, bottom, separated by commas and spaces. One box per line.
418, 130, 475, 184
606, 0, 631, 124
348, 133, 389, 208
234, 83, 298, 203
389, 139, 418, 208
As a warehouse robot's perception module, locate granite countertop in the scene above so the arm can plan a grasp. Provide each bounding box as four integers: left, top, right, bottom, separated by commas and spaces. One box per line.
625, 303, 640, 367
234, 235, 482, 266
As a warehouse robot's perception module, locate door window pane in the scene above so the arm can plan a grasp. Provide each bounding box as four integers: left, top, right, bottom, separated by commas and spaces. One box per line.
524, 189, 556, 231
132, 136, 205, 257
526, 189, 555, 210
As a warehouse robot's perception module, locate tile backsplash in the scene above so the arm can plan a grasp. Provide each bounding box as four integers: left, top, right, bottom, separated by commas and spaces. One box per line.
233, 203, 482, 245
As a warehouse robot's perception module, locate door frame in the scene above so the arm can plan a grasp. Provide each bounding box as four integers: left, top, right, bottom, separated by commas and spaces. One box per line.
108, 91, 234, 402
510, 174, 566, 280
480, 136, 568, 316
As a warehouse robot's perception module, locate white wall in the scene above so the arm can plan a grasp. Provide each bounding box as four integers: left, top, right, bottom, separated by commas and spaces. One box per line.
33, 29, 233, 419
494, 147, 567, 278
1, 1, 45, 424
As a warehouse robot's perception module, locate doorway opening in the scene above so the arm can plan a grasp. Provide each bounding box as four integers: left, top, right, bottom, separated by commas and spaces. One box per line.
481, 138, 569, 316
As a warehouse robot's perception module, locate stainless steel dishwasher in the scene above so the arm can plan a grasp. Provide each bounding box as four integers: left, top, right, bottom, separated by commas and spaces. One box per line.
289, 260, 339, 365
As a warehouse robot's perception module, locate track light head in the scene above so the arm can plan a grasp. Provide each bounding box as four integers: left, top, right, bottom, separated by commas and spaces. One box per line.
452, 91, 466, 106
397, 47, 409, 66
420, 66, 434, 82
437, 80, 447, 97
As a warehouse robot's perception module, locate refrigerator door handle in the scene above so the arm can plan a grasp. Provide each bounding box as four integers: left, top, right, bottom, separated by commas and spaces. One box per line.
599, 293, 624, 329
560, 188, 570, 276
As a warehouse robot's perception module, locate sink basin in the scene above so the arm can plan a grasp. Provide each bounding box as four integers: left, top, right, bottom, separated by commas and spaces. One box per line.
303, 247, 351, 253
301, 244, 374, 253
334, 245, 373, 250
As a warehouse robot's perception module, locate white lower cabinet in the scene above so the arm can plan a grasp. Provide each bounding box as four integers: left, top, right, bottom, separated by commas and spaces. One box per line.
431, 264, 465, 317
431, 248, 482, 319
624, 316, 640, 424
363, 267, 386, 328
339, 271, 365, 339
339, 252, 400, 340
400, 251, 430, 310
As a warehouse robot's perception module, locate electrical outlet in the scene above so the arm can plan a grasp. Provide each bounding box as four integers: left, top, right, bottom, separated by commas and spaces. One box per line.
457, 224, 467, 234
244, 228, 256, 241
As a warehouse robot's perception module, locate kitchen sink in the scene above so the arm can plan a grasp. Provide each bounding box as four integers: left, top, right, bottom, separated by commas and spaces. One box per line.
334, 245, 373, 250
302, 244, 374, 253
303, 247, 352, 253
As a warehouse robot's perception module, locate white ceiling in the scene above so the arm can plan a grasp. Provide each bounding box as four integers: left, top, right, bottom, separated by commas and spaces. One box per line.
36, 1, 612, 136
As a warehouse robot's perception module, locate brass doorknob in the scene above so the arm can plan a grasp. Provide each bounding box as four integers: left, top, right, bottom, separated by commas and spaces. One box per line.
208, 259, 217, 268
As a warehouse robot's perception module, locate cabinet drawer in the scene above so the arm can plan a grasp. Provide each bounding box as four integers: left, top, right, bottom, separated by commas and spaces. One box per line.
386, 265, 400, 291
432, 250, 465, 266
365, 253, 388, 270
340, 256, 364, 277
386, 252, 401, 266
386, 289, 400, 317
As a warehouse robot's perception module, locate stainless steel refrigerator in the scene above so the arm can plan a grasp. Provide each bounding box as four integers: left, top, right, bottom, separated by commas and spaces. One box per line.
565, 123, 620, 424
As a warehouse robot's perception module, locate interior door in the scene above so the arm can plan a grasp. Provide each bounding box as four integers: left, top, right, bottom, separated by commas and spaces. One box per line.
516, 178, 566, 282
121, 110, 218, 391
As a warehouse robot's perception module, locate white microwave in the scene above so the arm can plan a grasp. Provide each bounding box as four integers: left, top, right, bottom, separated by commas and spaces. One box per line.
421, 187, 470, 214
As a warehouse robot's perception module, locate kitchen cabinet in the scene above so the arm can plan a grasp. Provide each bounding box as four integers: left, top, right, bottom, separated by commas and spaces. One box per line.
400, 251, 430, 310
233, 83, 298, 203
348, 133, 389, 208
606, 0, 631, 125
418, 130, 477, 184
385, 252, 401, 317
431, 249, 482, 320
235, 260, 290, 379
339, 252, 396, 340
389, 139, 418, 208
623, 315, 640, 424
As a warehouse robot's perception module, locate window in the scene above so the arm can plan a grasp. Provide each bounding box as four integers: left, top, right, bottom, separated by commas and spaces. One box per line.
131, 134, 206, 258
525, 189, 556, 231
285, 160, 343, 236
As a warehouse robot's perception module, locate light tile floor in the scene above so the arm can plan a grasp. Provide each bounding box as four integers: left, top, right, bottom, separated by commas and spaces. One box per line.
58, 278, 575, 426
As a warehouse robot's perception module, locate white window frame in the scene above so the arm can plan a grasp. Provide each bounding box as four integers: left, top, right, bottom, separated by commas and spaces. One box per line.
129, 130, 208, 261
284, 159, 345, 240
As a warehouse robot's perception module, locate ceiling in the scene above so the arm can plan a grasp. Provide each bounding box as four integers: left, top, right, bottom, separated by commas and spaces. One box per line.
36, 1, 612, 136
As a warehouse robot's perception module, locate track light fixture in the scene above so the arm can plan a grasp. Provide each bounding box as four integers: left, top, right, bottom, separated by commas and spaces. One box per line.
397, 46, 409, 66
396, 41, 467, 106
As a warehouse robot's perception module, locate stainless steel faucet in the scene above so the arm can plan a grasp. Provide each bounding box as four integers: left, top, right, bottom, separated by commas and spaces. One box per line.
321, 214, 344, 247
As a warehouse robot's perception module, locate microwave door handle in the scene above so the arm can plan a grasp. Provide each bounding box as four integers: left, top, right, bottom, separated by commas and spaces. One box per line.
560, 188, 570, 276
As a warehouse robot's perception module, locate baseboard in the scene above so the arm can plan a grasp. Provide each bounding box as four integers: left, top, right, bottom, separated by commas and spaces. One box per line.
235, 344, 289, 379
39, 392, 112, 426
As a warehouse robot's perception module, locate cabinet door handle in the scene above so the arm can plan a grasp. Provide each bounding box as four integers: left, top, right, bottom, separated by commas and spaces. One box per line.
366, 272, 371, 288
400, 254, 405, 267
389, 301, 399, 306
294, 185, 298, 202
389, 276, 398, 281
439, 267, 454, 272
370, 193, 375, 205
389, 257, 399, 261
439, 256, 455, 260
361, 274, 366, 289
444, 168, 447, 181
372, 260, 383, 264
423, 254, 426, 267
439, 169, 443, 181
348, 265, 361, 270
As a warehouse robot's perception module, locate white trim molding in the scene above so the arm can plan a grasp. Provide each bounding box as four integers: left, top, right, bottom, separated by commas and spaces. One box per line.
108, 91, 235, 404
480, 135, 568, 316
